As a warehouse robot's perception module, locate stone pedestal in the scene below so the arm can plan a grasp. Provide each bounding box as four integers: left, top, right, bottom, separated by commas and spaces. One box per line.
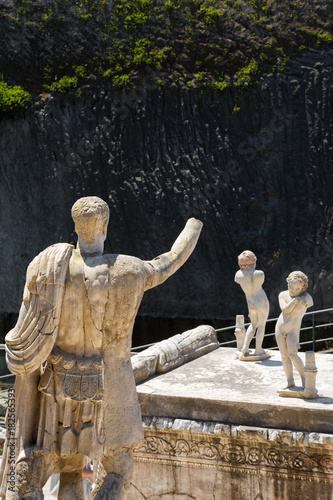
304, 351, 318, 399
132, 348, 333, 499
236, 350, 270, 362
234, 315, 246, 350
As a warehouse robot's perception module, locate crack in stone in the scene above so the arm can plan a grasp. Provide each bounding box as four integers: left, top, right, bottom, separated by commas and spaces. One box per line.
212, 460, 219, 500
129, 482, 147, 499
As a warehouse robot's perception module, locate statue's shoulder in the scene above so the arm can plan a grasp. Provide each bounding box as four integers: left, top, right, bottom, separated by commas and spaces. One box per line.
27, 243, 74, 276
49, 242, 74, 250
31, 243, 74, 261
253, 269, 265, 281
304, 292, 314, 308
254, 269, 264, 276
234, 269, 243, 281
104, 253, 147, 274
279, 290, 289, 300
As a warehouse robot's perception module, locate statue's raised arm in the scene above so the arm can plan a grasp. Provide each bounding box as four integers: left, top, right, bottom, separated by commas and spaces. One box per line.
145, 218, 203, 290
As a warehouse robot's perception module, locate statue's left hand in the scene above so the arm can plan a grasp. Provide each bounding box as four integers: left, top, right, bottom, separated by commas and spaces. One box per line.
185, 218, 203, 232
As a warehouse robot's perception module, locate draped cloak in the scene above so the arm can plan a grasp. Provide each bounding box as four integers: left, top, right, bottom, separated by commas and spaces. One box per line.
0, 243, 73, 495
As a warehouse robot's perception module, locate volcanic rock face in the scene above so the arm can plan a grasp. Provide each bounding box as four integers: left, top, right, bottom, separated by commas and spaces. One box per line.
0, 51, 332, 331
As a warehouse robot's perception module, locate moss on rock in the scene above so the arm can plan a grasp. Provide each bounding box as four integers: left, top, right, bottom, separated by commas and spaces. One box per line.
0, 0, 332, 114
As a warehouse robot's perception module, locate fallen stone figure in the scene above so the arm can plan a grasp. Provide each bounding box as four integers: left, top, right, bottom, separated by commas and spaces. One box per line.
131, 325, 219, 383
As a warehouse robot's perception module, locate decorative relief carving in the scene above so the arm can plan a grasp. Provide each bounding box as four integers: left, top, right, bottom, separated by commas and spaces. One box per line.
135, 435, 333, 476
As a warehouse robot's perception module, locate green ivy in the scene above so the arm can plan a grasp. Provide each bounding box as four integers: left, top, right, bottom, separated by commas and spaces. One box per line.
301, 28, 333, 47
235, 59, 260, 88
215, 81, 230, 92
0, 82, 32, 115
112, 73, 130, 87
3, 0, 333, 103
199, 3, 222, 26
165, 0, 184, 11
45, 75, 78, 93
74, 65, 88, 78
133, 39, 168, 67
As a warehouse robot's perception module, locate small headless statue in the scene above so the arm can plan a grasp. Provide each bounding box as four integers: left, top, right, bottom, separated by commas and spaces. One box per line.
234, 250, 270, 360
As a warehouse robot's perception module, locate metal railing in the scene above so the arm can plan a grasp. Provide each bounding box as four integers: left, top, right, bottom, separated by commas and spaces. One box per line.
215, 307, 333, 351
131, 307, 333, 353
130, 307, 333, 353
0, 308, 331, 383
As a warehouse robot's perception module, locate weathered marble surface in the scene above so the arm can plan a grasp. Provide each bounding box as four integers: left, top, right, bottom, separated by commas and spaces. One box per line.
137, 348, 333, 434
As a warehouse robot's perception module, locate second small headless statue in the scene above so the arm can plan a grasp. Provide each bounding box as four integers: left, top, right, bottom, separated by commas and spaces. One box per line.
275, 271, 313, 393
234, 251, 270, 361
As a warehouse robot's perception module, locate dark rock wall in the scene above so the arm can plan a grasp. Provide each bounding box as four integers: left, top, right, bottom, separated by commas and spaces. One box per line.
0, 50, 332, 330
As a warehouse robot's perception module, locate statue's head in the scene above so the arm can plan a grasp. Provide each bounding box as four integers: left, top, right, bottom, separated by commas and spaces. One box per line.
286, 271, 308, 296
238, 250, 257, 270
71, 196, 110, 243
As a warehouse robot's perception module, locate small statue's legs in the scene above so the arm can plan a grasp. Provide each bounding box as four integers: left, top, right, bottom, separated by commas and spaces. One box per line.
241, 323, 255, 355
276, 331, 295, 388
287, 334, 305, 387
280, 356, 295, 388
291, 358, 305, 388
58, 470, 85, 500
254, 324, 266, 355
254, 310, 268, 355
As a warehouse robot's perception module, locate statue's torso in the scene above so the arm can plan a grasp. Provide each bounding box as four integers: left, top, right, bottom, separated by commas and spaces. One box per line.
235, 269, 269, 312
56, 250, 109, 357
278, 291, 311, 334
55, 249, 147, 359
38, 249, 147, 456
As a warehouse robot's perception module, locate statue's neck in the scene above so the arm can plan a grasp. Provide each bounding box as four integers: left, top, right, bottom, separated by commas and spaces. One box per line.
77, 236, 104, 255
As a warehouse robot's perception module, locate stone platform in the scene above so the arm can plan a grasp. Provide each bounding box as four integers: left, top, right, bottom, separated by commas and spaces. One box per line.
127, 348, 333, 500
137, 347, 333, 434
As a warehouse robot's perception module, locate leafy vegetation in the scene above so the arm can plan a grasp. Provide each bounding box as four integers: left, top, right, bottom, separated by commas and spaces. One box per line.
0, 0, 333, 113
0, 82, 32, 116
45, 75, 78, 93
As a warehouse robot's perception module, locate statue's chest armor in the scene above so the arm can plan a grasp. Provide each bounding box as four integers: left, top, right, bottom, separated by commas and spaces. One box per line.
66, 250, 109, 331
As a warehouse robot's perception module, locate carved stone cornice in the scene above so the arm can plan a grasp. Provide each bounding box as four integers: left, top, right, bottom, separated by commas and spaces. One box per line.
133, 417, 333, 483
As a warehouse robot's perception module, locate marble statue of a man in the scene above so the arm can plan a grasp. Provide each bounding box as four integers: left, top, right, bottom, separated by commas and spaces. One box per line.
275, 271, 313, 389
234, 250, 270, 360
0, 196, 203, 500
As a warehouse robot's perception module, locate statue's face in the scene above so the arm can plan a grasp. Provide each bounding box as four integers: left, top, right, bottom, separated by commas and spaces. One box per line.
288, 280, 304, 297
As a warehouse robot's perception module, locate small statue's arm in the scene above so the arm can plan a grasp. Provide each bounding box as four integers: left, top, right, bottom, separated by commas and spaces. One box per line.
144, 218, 203, 290
278, 291, 312, 314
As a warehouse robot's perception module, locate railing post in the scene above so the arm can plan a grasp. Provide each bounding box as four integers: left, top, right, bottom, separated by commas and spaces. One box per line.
312, 313, 315, 352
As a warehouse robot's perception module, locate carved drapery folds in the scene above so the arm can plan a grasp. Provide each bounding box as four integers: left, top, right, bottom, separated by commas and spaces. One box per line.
5, 243, 73, 375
